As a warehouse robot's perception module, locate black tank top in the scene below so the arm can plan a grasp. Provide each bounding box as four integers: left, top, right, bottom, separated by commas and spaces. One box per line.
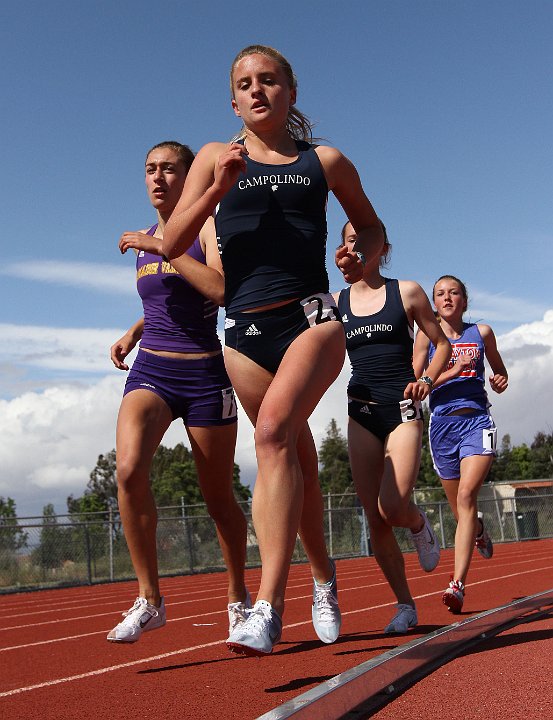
338, 278, 415, 403
215, 140, 329, 312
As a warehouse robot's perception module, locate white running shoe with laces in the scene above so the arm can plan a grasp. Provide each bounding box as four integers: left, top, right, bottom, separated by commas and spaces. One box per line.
475, 511, 494, 559
107, 596, 166, 643
226, 600, 282, 656
312, 559, 341, 644
384, 603, 418, 634
227, 590, 252, 635
410, 510, 440, 572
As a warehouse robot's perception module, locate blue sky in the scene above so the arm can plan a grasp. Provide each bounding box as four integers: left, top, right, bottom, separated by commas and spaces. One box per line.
1, 1, 552, 515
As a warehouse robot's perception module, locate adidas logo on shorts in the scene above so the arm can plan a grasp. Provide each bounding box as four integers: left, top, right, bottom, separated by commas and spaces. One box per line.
245, 324, 262, 336
360, 405, 371, 414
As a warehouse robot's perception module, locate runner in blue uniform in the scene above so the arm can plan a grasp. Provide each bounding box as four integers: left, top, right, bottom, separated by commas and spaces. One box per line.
163, 45, 385, 656
413, 275, 508, 612
335, 222, 451, 633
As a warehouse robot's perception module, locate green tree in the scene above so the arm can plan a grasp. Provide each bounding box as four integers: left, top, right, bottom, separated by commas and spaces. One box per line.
318, 419, 352, 494
152, 459, 204, 507
151, 443, 251, 507
68, 443, 251, 514
67, 450, 117, 515
529, 432, 553, 478
33, 503, 71, 569
0, 496, 28, 554
87, 450, 118, 505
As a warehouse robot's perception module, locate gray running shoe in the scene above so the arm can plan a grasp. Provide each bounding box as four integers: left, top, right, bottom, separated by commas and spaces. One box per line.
226, 600, 282, 656
410, 510, 440, 572
227, 590, 252, 635
384, 603, 418, 634
475, 512, 494, 559
107, 596, 166, 643
312, 559, 341, 644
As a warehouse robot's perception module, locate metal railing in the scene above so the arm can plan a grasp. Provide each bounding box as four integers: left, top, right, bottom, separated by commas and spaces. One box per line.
1, 486, 551, 593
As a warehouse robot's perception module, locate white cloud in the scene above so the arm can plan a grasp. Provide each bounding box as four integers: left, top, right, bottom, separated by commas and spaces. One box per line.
468, 289, 548, 325
31, 463, 92, 489
490, 310, 553, 443
497, 309, 553, 348
0, 324, 131, 382
0, 362, 349, 518
2, 261, 134, 295
0, 376, 124, 516
1, 311, 552, 517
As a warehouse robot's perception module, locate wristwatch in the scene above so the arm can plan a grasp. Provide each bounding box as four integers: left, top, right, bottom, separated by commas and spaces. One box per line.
418, 376, 433, 388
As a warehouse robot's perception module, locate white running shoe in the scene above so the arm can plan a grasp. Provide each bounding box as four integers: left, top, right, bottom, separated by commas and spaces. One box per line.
475, 511, 494, 559
384, 603, 418, 634
107, 596, 166, 643
410, 510, 440, 572
226, 600, 282, 656
227, 590, 252, 635
312, 559, 342, 644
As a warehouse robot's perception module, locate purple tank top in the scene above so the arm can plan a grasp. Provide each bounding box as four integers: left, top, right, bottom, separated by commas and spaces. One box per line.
137, 225, 221, 353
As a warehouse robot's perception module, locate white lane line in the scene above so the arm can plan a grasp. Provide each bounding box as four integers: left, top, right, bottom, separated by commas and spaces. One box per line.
1, 551, 549, 634
0, 566, 551, 698
1, 542, 543, 613
0, 639, 225, 697
0, 544, 545, 616
0, 582, 234, 617
269, 565, 553, 637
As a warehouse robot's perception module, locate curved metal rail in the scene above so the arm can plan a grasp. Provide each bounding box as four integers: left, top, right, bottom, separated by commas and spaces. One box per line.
256, 587, 553, 720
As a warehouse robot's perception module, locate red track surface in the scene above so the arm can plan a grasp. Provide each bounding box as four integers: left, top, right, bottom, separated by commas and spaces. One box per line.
372, 612, 553, 719
1, 540, 551, 719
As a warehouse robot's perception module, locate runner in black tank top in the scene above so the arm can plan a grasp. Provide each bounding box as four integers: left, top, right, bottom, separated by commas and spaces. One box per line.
334, 221, 451, 634
162, 45, 385, 656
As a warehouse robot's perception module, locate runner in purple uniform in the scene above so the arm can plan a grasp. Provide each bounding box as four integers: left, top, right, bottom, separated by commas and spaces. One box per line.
162, 45, 384, 656
107, 142, 249, 643
413, 275, 508, 613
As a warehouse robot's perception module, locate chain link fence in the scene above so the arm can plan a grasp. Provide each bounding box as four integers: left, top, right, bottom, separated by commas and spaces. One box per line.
1, 483, 551, 593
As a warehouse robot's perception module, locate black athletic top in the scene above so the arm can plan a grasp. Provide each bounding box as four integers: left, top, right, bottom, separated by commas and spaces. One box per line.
215, 140, 329, 313
338, 279, 415, 403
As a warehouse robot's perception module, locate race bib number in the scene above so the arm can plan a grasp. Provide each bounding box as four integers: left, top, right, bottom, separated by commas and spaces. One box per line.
221, 387, 237, 419
400, 399, 422, 423
300, 293, 340, 327
482, 427, 497, 452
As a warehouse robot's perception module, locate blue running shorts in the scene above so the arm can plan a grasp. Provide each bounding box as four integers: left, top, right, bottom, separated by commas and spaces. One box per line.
429, 411, 497, 480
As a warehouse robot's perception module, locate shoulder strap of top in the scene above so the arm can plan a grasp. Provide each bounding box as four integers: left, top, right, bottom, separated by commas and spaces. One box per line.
337, 286, 351, 315
386, 277, 402, 304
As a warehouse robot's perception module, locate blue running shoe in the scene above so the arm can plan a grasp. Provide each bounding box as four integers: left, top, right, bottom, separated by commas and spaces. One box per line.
384, 603, 418, 634
226, 600, 282, 656
312, 560, 341, 644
